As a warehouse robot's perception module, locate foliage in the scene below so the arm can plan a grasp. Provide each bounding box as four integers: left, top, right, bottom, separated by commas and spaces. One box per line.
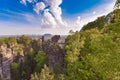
18, 35, 32, 46
10, 62, 20, 80
65, 13, 120, 79
34, 51, 47, 71
31, 65, 54, 80
81, 16, 106, 31
64, 7, 120, 80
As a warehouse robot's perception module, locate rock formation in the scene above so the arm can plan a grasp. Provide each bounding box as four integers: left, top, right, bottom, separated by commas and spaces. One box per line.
43, 35, 65, 73
0, 43, 24, 80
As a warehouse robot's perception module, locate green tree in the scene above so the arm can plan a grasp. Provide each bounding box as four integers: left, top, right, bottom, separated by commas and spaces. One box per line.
40, 65, 54, 80
23, 48, 36, 79
31, 65, 54, 80
65, 26, 120, 79
18, 35, 32, 46
34, 51, 47, 71
10, 62, 20, 80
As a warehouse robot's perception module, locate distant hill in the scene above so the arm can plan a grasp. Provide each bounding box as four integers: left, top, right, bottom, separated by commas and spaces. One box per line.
81, 9, 120, 31
43, 34, 52, 40
43, 33, 52, 37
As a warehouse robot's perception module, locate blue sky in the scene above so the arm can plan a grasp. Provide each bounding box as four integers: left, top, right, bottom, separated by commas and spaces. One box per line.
0, 0, 116, 35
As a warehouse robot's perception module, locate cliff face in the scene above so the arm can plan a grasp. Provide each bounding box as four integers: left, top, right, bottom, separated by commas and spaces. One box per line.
47, 44, 65, 72
42, 35, 65, 73
0, 44, 12, 80
0, 44, 24, 80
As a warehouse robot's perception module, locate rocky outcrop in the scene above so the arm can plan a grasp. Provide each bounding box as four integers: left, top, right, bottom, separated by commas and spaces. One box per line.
47, 45, 65, 72
0, 44, 13, 80
106, 13, 115, 24
43, 35, 65, 73
0, 44, 24, 80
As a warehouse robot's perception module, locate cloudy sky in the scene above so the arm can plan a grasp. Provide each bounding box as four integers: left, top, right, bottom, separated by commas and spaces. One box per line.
0, 0, 116, 35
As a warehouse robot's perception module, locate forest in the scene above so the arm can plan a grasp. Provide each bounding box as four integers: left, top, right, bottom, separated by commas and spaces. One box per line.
0, 0, 120, 80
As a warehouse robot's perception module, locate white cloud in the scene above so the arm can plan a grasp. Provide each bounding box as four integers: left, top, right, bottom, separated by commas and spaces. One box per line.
43, 0, 62, 7
20, 0, 67, 28
34, 2, 46, 14
41, 9, 57, 28
20, 0, 27, 5
44, 0, 66, 26
20, 0, 38, 5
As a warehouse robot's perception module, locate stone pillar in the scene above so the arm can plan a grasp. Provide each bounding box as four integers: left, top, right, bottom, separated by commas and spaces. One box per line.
42, 36, 44, 42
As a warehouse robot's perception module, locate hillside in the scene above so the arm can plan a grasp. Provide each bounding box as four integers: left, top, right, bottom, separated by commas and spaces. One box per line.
65, 9, 120, 80
81, 9, 120, 31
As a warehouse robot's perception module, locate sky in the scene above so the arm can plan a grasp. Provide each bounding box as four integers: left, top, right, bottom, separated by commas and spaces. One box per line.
0, 0, 116, 35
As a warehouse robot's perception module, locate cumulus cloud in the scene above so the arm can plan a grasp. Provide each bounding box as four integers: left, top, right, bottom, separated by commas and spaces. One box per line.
43, 0, 66, 26
44, 0, 62, 7
34, 2, 46, 14
20, 0, 27, 5
42, 0, 67, 27
20, 0, 67, 28
41, 9, 57, 28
